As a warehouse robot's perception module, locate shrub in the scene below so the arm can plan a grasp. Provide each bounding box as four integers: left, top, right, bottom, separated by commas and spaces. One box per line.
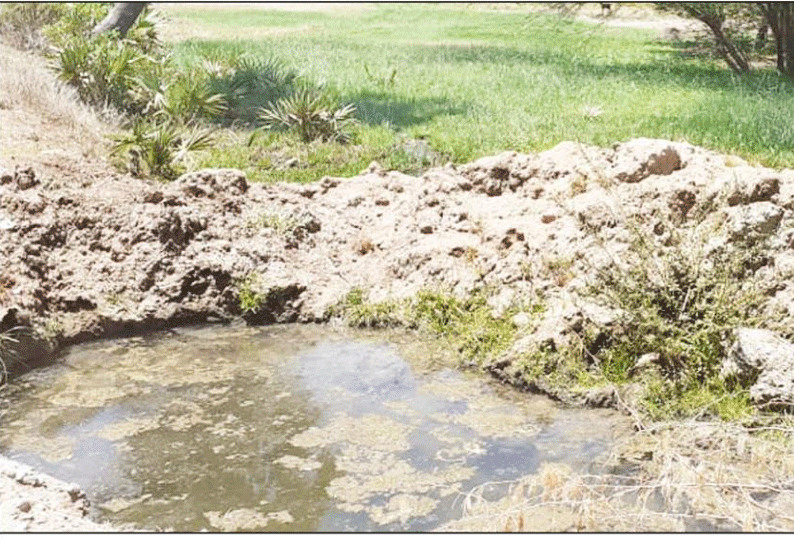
51, 32, 149, 111
206, 55, 299, 126
259, 87, 357, 143
110, 119, 214, 180
586, 220, 768, 418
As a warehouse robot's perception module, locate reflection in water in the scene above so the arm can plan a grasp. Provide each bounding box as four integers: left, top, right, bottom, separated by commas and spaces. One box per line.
0, 324, 628, 532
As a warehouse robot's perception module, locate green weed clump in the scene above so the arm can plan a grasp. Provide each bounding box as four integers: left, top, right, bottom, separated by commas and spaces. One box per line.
332, 287, 522, 367
587, 222, 768, 421
110, 119, 215, 179
236, 274, 265, 313
259, 87, 357, 143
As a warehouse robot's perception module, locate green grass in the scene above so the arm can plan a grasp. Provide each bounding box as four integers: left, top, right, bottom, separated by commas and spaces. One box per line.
159, 3, 794, 183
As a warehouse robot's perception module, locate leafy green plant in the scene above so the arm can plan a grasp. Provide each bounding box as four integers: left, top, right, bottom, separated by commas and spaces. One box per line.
236, 274, 265, 313
51, 32, 148, 111
110, 119, 214, 180
259, 87, 357, 143
44, 4, 164, 114
330, 287, 520, 366
129, 66, 227, 123
329, 287, 404, 329
207, 55, 299, 125
587, 221, 767, 418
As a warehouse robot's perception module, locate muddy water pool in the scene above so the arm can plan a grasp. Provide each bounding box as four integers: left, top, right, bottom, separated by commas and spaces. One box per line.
0, 324, 630, 532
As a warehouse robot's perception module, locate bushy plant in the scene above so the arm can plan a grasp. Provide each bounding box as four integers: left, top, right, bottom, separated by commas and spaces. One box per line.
44, 4, 165, 114
52, 32, 150, 111
259, 87, 357, 143
110, 119, 214, 180
587, 221, 767, 418
130, 65, 227, 123
206, 55, 299, 126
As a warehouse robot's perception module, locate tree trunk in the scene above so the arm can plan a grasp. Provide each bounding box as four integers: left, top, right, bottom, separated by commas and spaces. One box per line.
91, 2, 147, 38
759, 2, 794, 78
706, 19, 751, 74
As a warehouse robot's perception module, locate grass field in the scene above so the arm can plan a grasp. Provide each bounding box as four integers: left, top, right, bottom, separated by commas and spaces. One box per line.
160, 3, 794, 182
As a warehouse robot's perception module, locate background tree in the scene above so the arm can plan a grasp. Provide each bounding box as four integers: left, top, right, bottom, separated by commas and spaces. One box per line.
658, 2, 794, 79
655, 3, 756, 74
758, 3, 794, 77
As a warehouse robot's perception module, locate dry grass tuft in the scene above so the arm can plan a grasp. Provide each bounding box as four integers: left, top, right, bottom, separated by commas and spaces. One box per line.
0, 41, 114, 162
441, 420, 794, 532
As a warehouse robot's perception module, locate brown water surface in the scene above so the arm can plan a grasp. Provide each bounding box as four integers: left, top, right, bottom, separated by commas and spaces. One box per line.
0, 324, 629, 531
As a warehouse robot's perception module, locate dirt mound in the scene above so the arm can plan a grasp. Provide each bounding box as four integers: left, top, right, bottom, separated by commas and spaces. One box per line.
3, 136, 794, 389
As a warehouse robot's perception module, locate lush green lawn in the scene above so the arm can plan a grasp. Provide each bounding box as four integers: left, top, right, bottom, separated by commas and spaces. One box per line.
163, 3, 794, 183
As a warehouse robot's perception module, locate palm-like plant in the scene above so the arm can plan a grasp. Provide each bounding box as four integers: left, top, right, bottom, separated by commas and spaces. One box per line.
259, 87, 357, 143
111, 119, 215, 180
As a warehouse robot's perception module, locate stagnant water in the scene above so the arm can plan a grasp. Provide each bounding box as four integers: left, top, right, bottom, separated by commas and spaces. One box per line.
0, 324, 630, 532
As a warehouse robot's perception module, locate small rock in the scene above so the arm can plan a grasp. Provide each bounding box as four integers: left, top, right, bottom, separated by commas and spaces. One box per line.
723, 202, 784, 241
722, 328, 794, 409
14, 166, 38, 190
511, 311, 532, 327
610, 139, 682, 183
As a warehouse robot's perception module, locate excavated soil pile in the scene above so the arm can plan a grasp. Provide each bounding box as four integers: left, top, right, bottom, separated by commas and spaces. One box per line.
3, 138, 794, 370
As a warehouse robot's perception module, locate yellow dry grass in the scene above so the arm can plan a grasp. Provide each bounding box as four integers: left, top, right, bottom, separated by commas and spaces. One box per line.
0, 40, 115, 184
440, 420, 794, 532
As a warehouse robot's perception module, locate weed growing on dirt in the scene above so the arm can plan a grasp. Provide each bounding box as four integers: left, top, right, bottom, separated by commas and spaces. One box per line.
331, 287, 523, 367
236, 274, 265, 314
585, 218, 768, 420
327, 288, 403, 329
110, 119, 214, 180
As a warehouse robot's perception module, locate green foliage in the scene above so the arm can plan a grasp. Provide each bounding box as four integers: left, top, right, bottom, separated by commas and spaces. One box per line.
331, 287, 520, 366
412, 290, 518, 366
204, 55, 299, 126
236, 274, 265, 313
42, 3, 108, 44
642, 376, 755, 422
110, 119, 214, 180
259, 87, 357, 143
588, 220, 767, 418
132, 66, 228, 123
52, 31, 149, 111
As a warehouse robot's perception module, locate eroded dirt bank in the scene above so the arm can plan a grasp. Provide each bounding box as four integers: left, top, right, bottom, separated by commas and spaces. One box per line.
3, 137, 794, 377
